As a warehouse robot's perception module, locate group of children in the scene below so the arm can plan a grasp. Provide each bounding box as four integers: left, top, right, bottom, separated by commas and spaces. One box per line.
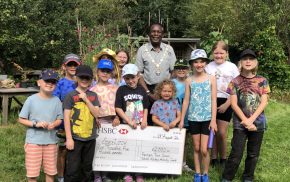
18, 42, 270, 182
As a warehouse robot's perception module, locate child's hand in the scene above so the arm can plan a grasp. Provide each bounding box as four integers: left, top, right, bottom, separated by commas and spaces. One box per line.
178, 121, 184, 129
241, 119, 252, 128
140, 121, 147, 130
36, 121, 48, 129
47, 122, 56, 130
217, 103, 230, 113
247, 124, 257, 131
66, 138, 74, 150
169, 122, 176, 129
163, 124, 170, 131
112, 117, 120, 127
129, 120, 137, 129
209, 120, 218, 133
96, 119, 101, 128
78, 92, 88, 102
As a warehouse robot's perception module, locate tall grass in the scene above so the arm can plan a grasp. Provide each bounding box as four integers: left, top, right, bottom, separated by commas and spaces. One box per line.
0, 100, 289, 181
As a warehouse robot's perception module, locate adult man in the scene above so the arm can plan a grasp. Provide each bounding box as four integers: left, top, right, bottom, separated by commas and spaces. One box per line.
136, 23, 176, 96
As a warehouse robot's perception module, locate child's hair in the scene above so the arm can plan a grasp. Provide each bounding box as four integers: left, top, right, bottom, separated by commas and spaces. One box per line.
116, 49, 130, 64
211, 40, 229, 52
238, 58, 259, 74
154, 79, 176, 100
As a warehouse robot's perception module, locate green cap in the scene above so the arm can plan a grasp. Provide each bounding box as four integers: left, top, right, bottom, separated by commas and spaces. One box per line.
174, 59, 189, 68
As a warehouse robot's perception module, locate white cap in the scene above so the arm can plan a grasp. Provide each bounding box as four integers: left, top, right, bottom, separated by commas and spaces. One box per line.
122, 64, 139, 77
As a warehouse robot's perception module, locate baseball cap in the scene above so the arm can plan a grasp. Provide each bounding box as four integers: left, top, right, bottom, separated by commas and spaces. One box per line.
174, 59, 189, 68
189, 49, 210, 63
75, 65, 93, 78
93, 48, 118, 63
122, 64, 139, 77
63, 53, 81, 65
240, 49, 256, 59
97, 59, 114, 70
40, 69, 59, 81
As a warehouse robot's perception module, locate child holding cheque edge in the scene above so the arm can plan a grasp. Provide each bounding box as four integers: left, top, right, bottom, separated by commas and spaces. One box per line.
222, 49, 270, 182
115, 64, 149, 182
18, 69, 63, 182
150, 79, 181, 131
179, 49, 217, 182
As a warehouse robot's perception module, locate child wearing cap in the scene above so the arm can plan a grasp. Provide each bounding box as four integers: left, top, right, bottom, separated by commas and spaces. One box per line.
90, 59, 120, 182
172, 59, 193, 172
53, 53, 81, 182
63, 65, 100, 181
179, 49, 217, 182
222, 49, 270, 182
18, 69, 63, 182
115, 64, 149, 182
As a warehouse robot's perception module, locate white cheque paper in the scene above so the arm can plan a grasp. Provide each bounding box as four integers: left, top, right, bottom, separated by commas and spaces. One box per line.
93, 124, 186, 175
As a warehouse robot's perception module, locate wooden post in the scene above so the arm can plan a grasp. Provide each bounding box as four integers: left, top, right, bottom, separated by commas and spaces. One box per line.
2, 95, 8, 125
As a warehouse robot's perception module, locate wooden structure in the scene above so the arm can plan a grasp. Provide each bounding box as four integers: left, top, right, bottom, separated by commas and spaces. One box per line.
0, 88, 39, 125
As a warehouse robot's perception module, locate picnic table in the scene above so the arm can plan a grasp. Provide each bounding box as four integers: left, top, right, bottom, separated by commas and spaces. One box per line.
0, 88, 39, 125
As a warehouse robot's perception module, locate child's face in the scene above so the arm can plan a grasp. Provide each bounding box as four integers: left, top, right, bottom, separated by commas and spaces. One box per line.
213, 47, 228, 64
77, 76, 92, 88
161, 84, 173, 101
37, 79, 57, 94
117, 51, 128, 67
174, 67, 188, 79
124, 74, 139, 89
240, 56, 257, 72
97, 69, 112, 83
63, 61, 79, 77
192, 59, 207, 73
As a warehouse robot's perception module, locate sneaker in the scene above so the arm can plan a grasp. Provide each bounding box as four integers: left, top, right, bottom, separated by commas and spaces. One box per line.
124, 175, 133, 182
136, 175, 144, 182
183, 163, 193, 172
102, 176, 112, 182
193, 173, 201, 182
94, 176, 102, 182
220, 159, 226, 168
202, 174, 209, 182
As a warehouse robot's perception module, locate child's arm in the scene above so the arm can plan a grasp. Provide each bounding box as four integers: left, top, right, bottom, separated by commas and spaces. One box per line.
210, 75, 218, 132
18, 118, 49, 129
241, 94, 269, 126
230, 94, 248, 124
179, 78, 190, 129
152, 115, 169, 131
47, 119, 62, 130
64, 109, 74, 150
112, 115, 120, 127
115, 107, 137, 129
218, 97, 231, 113
140, 109, 148, 129
169, 110, 181, 129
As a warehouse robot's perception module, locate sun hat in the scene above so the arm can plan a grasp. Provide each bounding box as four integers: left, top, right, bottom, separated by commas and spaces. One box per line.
93, 48, 118, 63
63, 53, 81, 65
189, 49, 210, 64
240, 49, 257, 59
97, 59, 114, 70
40, 69, 59, 81
122, 64, 139, 77
75, 65, 93, 78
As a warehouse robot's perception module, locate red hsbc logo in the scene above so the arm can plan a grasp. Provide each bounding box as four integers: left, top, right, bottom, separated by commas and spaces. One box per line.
119, 129, 128, 134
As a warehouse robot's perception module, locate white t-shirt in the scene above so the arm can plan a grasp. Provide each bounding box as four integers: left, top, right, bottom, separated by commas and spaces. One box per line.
205, 61, 239, 98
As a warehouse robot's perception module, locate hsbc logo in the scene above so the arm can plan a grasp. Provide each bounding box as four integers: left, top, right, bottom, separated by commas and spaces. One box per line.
119, 128, 128, 134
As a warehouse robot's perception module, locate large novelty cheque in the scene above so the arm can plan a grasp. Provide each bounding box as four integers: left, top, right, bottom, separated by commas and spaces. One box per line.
93, 124, 186, 175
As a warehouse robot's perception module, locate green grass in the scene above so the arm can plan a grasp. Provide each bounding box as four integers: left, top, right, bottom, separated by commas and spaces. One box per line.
1, 100, 290, 181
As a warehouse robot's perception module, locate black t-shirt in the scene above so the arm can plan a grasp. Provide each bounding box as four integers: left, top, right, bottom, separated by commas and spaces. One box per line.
63, 90, 100, 141
115, 85, 149, 124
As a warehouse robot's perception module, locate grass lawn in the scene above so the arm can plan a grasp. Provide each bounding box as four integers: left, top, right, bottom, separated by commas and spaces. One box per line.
0, 100, 289, 181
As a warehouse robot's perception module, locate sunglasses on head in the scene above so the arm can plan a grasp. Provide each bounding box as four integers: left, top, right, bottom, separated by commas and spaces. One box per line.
44, 79, 57, 84
78, 75, 92, 80
66, 61, 79, 67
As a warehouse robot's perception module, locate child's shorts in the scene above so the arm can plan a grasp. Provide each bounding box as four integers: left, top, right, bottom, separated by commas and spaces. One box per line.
188, 121, 210, 135
217, 97, 233, 122
24, 143, 57, 177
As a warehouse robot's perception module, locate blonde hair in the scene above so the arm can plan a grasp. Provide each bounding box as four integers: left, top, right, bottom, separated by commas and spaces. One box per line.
238, 58, 259, 74
154, 79, 176, 100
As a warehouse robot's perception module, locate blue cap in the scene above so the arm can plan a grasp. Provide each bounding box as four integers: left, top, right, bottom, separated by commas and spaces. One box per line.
97, 59, 114, 70
40, 69, 59, 81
